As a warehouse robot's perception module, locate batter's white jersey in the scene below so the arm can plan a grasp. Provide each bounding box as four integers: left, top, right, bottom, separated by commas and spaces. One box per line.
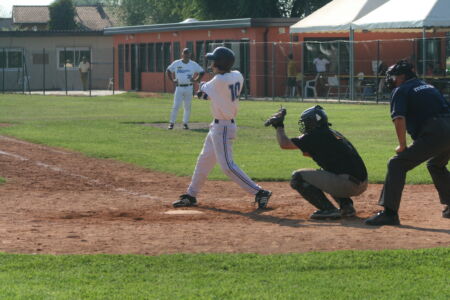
200, 71, 244, 120
186, 70, 262, 197
167, 60, 204, 85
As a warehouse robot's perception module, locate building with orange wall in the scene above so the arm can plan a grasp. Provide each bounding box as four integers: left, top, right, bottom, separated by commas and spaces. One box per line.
104, 18, 299, 97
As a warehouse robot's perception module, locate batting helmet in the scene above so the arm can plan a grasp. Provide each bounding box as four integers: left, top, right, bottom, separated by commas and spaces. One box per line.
298, 105, 330, 134
206, 47, 235, 72
385, 60, 417, 91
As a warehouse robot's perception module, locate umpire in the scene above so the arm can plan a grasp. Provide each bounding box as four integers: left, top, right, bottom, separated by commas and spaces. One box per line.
267, 105, 368, 219
366, 60, 450, 226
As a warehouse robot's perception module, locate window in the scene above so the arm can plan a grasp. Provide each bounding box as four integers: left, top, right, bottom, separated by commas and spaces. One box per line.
155, 43, 163, 72
303, 38, 349, 74
196, 40, 205, 67
163, 42, 171, 70
125, 44, 130, 72
0, 48, 24, 69
147, 43, 155, 72
139, 43, 147, 72
57, 48, 90, 70
173, 42, 180, 60
418, 38, 441, 74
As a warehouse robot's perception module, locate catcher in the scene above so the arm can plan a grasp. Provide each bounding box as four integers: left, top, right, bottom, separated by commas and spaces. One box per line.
265, 105, 368, 219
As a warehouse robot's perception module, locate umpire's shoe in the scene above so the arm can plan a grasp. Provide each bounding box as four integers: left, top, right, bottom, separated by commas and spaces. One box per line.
255, 189, 272, 209
365, 210, 400, 226
443, 205, 450, 218
310, 208, 341, 220
340, 204, 356, 217
173, 194, 197, 208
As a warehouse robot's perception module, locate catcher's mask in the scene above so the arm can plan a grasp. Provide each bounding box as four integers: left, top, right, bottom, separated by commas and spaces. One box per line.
205, 47, 235, 72
385, 60, 417, 91
298, 105, 330, 134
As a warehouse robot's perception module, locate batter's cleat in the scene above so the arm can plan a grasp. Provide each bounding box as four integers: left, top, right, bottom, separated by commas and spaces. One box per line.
340, 204, 356, 217
255, 189, 272, 209
172, 194, 197, 207
168, 123, 174, 130
443, 205, 450, 218
310, 208, 341, 220
183, 124, 189, 130
365, 211, 400, 226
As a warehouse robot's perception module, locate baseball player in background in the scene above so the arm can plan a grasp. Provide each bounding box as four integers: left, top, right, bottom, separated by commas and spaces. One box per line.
172, 47, 272, 209
265, 105, 368, 219
166, 48, 205, 130
366, 60, 450, 226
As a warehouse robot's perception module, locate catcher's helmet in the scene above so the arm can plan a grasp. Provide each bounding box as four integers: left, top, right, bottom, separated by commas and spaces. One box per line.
385, 60, 417, 91
299, 105, 330, 134
206, 47, 235, 72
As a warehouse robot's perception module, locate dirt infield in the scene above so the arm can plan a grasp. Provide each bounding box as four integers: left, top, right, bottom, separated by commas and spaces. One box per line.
0, 136, 448, 255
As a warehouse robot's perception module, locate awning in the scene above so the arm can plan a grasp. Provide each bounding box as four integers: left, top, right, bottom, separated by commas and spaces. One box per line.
289, 0, 390, 33
352, 0, 450, 30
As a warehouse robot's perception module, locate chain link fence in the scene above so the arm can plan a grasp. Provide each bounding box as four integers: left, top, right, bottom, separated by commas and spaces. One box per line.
2, 36, 449, 101
0, 45, 114, 96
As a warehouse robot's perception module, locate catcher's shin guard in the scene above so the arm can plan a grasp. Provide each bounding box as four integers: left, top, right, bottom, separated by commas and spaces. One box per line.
290, 171, 335, 210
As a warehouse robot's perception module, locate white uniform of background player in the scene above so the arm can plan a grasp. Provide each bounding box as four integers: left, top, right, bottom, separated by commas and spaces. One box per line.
166, 48, 204, 130
173, 47, 272, 209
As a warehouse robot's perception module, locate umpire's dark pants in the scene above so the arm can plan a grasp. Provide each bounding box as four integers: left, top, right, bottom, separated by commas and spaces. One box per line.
379, 117, 450, 211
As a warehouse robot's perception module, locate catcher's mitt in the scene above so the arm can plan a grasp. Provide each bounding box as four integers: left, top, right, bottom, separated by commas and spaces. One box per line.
264, 107, 287, 128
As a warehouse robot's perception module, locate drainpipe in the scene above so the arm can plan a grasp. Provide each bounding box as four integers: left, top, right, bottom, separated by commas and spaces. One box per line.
263, 28, 269, 97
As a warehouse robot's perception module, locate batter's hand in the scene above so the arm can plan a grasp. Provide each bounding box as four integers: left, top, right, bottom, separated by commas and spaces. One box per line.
197, 81, 208, 100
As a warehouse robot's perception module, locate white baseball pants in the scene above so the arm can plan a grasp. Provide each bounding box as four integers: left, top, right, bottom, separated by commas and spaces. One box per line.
187, 120, 262, 197
169, 86, 193, 124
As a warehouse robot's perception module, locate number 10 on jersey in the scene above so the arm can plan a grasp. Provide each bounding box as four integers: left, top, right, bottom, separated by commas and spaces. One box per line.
228, 82, 241, 102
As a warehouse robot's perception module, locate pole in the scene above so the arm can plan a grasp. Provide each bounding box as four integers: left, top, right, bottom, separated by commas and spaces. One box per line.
22, 49, 25, 94
300, 41, 304, 102
112, 47, 115, 95
272, 43, 276, 101
349, 28, 355, 101
2, 48, 5, 94
422, 28, 426, 80
244, 41, 248, 100
336, 41, 340, 102
43, 48, 46, 95
64, 47, 68, 96
89, 47, 92, 97
376, 40, 380, 103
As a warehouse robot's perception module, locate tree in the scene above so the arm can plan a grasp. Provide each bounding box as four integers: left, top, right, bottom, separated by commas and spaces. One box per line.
49, 0, 77, 30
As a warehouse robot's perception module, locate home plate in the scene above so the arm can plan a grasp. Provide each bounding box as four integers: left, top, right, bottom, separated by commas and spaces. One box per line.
164, 210, 204, 215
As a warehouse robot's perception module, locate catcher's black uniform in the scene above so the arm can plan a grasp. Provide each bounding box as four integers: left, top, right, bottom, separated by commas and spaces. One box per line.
290, 127, 368, 214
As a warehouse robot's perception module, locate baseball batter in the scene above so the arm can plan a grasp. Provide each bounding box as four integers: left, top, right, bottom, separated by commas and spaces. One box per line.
172, 47, 272, 209
366, 60, 450, 226
166, 48, 205, 130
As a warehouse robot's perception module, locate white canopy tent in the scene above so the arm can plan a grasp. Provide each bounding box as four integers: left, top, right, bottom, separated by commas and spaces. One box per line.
352, 0, 450, 30
290, 0, 390, 33
352, 0, 450, 76
290, 0, 390, 99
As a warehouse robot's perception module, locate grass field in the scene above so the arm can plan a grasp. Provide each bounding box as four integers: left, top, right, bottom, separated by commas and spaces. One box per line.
0, 248, 448, 299
0, 93, 427, 183
0, 93, 447, 298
